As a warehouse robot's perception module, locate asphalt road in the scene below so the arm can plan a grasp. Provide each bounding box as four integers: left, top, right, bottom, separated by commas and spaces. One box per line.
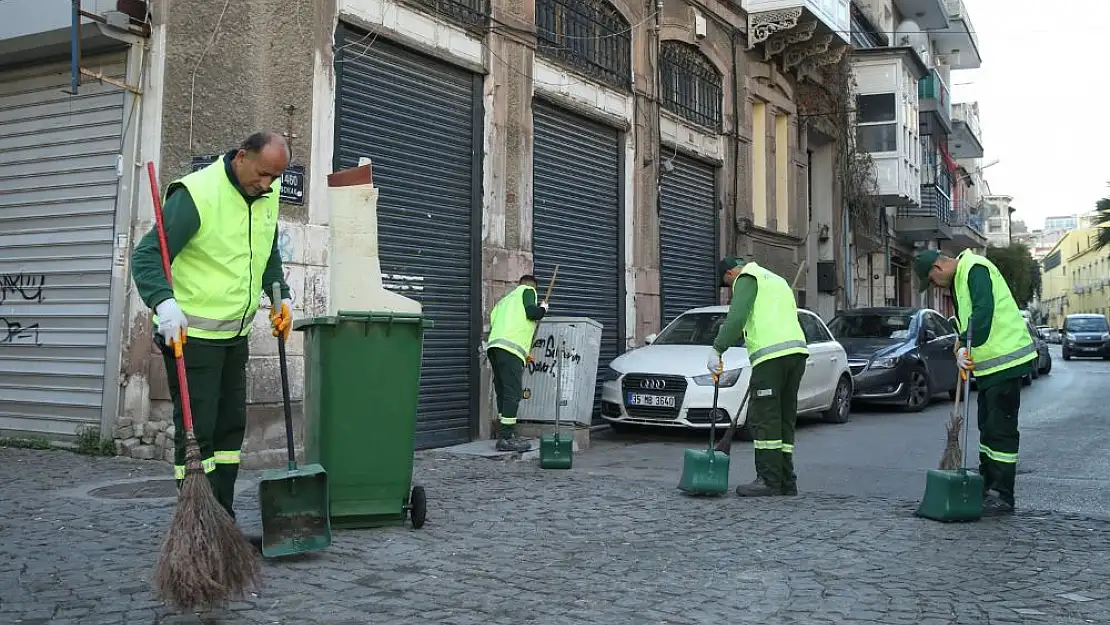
579, 345, 1110, 518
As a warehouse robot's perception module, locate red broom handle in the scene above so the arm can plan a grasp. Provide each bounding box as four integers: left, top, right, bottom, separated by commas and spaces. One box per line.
146, 161, 195, 434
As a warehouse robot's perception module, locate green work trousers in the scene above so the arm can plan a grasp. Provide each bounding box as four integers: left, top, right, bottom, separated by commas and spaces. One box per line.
977, 375, 1021, 506
158, 333, 249, 519
747, 353, 808, 491
488, 346, 524, 424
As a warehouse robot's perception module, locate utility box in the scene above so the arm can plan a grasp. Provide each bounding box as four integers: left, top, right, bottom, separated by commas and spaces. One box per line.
517, 316, 602, 428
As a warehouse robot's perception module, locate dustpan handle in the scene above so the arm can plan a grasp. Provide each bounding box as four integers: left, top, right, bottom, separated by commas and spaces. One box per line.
960, 316, 972, 472
273, 282, 298, 471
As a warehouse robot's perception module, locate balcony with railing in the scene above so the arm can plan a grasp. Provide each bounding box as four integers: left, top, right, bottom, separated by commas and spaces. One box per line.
412, 0, 490, 30
918, 69, 952, 136
928, 0, 981, 69
950, 101, 984, 158
896, 167, 952, 241
945, 201, 988, 251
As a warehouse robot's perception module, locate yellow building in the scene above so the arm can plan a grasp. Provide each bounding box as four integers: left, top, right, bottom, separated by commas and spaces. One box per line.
1041, 227, 1110, 328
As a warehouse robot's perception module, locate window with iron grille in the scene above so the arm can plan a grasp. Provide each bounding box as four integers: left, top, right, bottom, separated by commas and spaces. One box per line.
536, 0, 632, 91
659, 41, 722, 131
410, 0, 490, 29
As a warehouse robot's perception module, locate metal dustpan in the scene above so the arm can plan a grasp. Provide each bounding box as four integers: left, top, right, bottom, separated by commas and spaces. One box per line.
259, 283, 332, 557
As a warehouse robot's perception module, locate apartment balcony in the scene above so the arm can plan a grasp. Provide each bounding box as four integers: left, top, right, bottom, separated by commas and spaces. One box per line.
896, 184, 953, 241
928, 0, 981, 69
918, 69, 952, 136
950, 102, 984, 159
946, 208, 988, 251
743, 0, 851, 72
892, 0, 949, 30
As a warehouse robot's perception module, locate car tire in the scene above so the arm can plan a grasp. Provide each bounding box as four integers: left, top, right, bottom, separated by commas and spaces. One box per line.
1063, 349, 1071, 361
1042, 357, 1052, 375
822, 375, 853, 424
1031, 365, 1040, 380
903, 367, 930, 413
948, 387, 958, 401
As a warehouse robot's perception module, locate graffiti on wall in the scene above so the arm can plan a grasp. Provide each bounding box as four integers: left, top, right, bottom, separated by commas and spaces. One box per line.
1, 318, 41, 346
525, 332, 582, 378
1, 273, 45, 306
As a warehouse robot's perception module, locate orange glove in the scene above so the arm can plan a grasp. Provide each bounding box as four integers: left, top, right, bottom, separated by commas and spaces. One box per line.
270, 298, 292, 340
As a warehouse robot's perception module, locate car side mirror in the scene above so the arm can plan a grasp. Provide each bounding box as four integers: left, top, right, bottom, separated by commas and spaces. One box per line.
922, 329, 937, 343
947, 316, 958, 328
644, 333, 657, 345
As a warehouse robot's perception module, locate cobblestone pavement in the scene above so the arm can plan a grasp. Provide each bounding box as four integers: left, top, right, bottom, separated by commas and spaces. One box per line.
2, 447, 1110, 625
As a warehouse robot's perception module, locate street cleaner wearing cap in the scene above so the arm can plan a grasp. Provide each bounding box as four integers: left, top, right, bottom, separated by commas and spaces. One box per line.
711, 256, 809, 497
915, 249, 1035, 514
486, 274, 548, 452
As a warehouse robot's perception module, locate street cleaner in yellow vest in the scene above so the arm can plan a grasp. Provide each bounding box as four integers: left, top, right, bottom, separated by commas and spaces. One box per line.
915, 248, 1035, 515
711, 256, 809, 497
487, 274, 548, 452
130, 132, 293, 548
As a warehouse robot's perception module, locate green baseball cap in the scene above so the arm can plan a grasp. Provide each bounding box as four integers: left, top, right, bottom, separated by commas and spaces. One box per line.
718, 255, 746, 286
913, 250, 941, 292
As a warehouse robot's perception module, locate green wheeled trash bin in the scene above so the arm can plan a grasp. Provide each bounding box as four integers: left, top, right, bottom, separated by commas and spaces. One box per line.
293, 310, 432, 530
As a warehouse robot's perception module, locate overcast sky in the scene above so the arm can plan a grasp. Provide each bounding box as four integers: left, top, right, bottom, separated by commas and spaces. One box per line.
949, 0, 1109, 230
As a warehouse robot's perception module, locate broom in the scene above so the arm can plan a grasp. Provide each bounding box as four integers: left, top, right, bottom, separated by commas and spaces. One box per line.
146, 161, 261, 611
939, 365, 968, 470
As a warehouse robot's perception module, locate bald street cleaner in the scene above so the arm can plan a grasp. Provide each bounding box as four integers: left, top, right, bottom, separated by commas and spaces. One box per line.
915, 248, 1035, 515
486, 274, 548, 452
711, 256, 809, 497
131, 132, 294, 548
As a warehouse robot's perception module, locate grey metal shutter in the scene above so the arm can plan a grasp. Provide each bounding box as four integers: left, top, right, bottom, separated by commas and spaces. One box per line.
659, 152, 717, 324
0, 54, 126, 438
334, 28, 480, 449
532, 101, 621, 419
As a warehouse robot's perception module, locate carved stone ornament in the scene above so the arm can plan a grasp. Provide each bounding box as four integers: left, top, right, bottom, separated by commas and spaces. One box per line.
747, 8, 803, 48
763, 20, 818, 60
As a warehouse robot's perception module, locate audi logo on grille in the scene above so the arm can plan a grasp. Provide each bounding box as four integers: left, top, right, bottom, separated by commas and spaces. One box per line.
639, 378, 666, 390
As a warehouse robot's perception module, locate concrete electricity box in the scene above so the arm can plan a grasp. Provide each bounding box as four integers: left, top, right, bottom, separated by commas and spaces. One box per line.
517, 316, 602, 427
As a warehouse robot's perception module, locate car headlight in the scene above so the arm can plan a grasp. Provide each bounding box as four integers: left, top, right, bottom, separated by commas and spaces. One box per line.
870, 356, 900, 369
693, 368, 742, 387
600, 366, 621, 382
1102, 333, 1110, 341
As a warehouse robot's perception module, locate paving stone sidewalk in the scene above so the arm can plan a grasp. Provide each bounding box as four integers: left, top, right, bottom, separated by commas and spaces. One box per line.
1, 447, 1108, 625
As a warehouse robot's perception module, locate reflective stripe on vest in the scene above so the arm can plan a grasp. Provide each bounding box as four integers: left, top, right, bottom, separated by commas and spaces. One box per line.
153, 156, 281, 340
488, 285, 537, 363
953, 251, 1037, 377
737, 262, 810, 367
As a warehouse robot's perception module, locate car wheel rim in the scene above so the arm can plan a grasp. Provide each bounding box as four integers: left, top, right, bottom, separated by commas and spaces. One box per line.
837, 382, 850, 417
909, 373, 927, 407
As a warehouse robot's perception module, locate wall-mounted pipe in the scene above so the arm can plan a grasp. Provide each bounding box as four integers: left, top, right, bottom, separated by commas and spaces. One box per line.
69, 0, 81, 94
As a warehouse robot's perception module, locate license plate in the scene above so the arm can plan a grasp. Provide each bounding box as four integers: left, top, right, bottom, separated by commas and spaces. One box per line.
626, 393, 675, 408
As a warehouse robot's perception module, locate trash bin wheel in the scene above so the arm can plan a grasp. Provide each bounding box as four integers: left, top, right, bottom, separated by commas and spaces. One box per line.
409, 485, 427, 529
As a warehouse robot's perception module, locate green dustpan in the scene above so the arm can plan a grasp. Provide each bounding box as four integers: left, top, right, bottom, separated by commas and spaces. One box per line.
678, 370, 729, 495
540, 342, 572, 470
259, 283, 332, 557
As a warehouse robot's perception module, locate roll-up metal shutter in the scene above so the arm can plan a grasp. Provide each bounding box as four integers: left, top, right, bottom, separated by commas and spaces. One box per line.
334, 28, 480, 448
532, 101, 622, 419
0, 54, 127, 438
659, 152, 717, 324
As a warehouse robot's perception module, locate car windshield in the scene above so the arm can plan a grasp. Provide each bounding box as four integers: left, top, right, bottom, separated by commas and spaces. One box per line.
1066, 317, 1109, 332
828, 313, 914, 340
654, 312, 743, 347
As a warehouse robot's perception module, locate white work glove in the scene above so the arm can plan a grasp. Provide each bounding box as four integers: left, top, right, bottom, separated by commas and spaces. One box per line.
540, 301, 549, 312
955, 347, 974, 371
154, 298, 188, 350
706, 351, 724, 376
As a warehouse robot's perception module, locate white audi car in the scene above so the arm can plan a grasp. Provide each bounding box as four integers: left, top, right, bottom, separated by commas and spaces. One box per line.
599, 306, 854, 439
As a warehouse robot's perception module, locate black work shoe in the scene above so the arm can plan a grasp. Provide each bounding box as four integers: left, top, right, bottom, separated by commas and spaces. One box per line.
781, 484, 798, 496
735, 478, 780, 497
982, 492, 1014, 515
495, 437, 531, 453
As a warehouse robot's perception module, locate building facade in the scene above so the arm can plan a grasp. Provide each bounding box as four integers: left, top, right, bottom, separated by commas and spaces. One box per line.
1, 0, 860, 463
1041, 227, 1110, 328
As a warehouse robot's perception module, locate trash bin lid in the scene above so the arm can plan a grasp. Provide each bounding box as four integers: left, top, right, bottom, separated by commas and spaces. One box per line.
293, 310, 433, 330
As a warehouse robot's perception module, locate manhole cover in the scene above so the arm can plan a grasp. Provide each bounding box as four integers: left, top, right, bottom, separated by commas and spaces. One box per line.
88, 478, 178, 500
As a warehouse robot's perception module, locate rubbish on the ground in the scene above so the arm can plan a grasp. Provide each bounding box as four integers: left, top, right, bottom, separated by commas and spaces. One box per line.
145, 161, 260, 611
259, 284, 332, 558
678, 371, 729, 495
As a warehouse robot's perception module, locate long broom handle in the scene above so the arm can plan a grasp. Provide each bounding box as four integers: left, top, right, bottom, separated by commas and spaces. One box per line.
146, 161, 195, 434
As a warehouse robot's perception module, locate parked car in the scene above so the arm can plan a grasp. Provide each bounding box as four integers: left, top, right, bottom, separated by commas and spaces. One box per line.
1043, 326, 1061, 344
1061, 314, 1110, 360
827, 307, 959, 412
1025, 318, 1052, 379
1036, 325, 1051, 340
600, 306, 853, 439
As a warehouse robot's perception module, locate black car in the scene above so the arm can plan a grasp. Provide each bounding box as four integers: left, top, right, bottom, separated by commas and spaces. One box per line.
828, 307, 959, 412
1061, 314, 1110, 360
